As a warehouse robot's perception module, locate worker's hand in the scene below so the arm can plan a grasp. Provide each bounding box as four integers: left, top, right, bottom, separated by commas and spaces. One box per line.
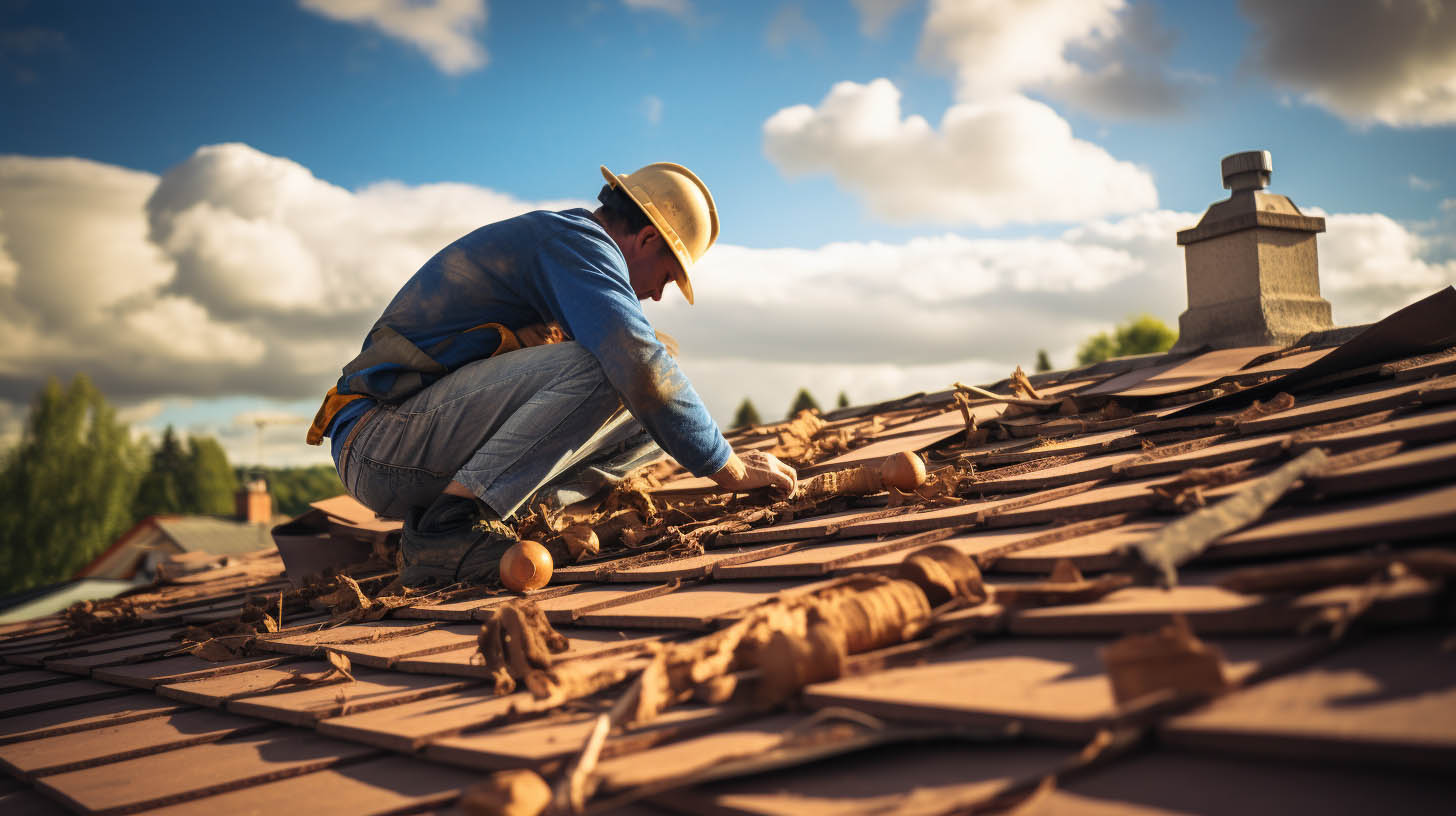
518, 323, 566, 347
710, 451, 797, 498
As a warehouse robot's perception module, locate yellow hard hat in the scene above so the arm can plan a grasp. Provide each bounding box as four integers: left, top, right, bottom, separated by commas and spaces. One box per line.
600, 162, 719, 305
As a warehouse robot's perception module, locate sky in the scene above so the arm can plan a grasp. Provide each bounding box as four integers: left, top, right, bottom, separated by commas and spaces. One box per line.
1, 0, 1454, 468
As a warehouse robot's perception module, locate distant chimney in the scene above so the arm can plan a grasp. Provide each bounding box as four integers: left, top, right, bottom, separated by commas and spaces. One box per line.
1171, 150, 1334, 351
236, 477, 272, 524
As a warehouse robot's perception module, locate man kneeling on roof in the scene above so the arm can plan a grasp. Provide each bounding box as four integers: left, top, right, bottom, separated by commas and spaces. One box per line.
308, 162, 798, 586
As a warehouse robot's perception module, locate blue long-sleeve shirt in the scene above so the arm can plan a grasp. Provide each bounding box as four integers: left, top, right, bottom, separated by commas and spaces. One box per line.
325, 208, 731, 478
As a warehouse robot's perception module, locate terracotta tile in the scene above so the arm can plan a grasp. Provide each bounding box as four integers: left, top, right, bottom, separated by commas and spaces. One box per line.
1163, 629, 1456, 769
34, 729, 377, 814
327, 625, 478, 669
1003, 576, 1439, 636
804, 638, 1314, 741
572, 580, 833, 630
0, 695, 188, 746
0, 679, 130, 718
158, 663, 317, 708
319, 687, 535, 751
661, 740, 1070, 816
94, 654, 290, 690
1020, 749, 1454, 815
253, 621, 440, 657
425, 704, 750, 771
133, 756, 478, 816
533, 583, 678, 625
0, 708, 268, 778
225, 669, 474, 727
605, 542, 800, 582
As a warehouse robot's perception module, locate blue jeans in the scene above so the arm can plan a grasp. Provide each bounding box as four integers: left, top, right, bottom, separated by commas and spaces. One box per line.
339, 342, 661, 520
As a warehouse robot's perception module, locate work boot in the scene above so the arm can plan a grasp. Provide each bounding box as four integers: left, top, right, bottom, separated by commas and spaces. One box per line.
399, 494, 518, 587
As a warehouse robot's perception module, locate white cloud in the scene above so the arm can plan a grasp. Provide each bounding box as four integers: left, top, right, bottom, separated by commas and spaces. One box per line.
3, 144, 1452, 457
920, 0, 1199, 117
852, 0, 915, 36
1315, 210, 1456, 324
763, 78, 1158, 227
1443, 198, 1456, 212
642, 94, 663, 125
622, 0, 692, 20
299, 0, 489, 75
1241, 0, 1456, 127
0, 144, 584, 415
1408, 174, 1437, 191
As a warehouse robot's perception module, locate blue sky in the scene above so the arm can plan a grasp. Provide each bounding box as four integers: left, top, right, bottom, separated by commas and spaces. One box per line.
2, 0, 1454, 467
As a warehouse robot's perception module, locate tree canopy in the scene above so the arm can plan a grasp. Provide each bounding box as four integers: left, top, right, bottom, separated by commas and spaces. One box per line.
1035, 349, 1053, 373
0, 375, 143, 593
787, 388, 821, 418
1076, 315, 1178, 366
731, 399, 762, 429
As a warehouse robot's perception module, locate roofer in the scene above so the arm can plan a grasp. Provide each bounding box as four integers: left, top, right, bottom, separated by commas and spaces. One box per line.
307, 162, 798, 586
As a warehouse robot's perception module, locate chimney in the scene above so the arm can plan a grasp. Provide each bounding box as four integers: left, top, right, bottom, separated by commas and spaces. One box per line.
1171, 150, 1334, 351
236, 476, 272, 524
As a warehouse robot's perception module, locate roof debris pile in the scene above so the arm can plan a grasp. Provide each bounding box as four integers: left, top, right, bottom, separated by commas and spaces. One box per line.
3, 287, 1456, 815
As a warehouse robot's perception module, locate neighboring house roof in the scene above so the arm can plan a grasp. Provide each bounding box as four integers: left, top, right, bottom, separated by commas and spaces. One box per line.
0, 581, 134, 625
3, 287, 1456, 814
78, 516, 275, 582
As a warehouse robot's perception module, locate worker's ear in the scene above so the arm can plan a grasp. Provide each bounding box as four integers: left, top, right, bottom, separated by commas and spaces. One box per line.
635, 224, 662, 254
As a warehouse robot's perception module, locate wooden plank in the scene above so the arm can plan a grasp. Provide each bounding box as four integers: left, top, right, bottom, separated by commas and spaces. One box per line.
0, 669, 70, 692
0, 695, 188, 746
969, 452, 1137, 493
393, 626, 671, 677
34, 730, 377, 814
571, 580, 832, 630
93, 654, 290, 690
717, 508, 891, 547
132, 756, 478, 816
158, 663, 319, 708
1099, 347, 1283, 399
1287, 403, 1456, 453
1208, 482, 1456, 561
1234, 381, 1425, 435
591, 714, 805, 793
0, 679, 130, 718
1023, 747, 1455, 815
425, 704, 750, 771
660, 741, 1070, 816
390, 594, 519, 621
225, 669, 475, 727
44, 638, 196, 675
0, 708, 269, 778
983, 522, 1159, 574
253, 621, 440, 657
318, 688, 535, 751
533, 583, 680, 625
606, 542, 801, 583
1116, 434, 1290, 479
797, 402, 1007, 478
1004, 576, 1439, 636
1310, 437, 1456, 496
803, 638, 1315, 741
1164, 630, 1456, 769
6, 627, 182, 668
326, 625, 478, 669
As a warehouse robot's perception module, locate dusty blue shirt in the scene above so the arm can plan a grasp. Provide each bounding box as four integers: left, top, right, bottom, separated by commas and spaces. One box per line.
327, 209, 731, 478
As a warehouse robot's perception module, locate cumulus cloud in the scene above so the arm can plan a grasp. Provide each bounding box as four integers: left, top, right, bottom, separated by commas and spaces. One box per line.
0, 143, 583, 414
299, 0, 489, 75
852, 0, 916, 36
920, 0, 1200, 117
1241, 0, 1456, 127
4, 144, 1452, 463
763, 78, 1158, 226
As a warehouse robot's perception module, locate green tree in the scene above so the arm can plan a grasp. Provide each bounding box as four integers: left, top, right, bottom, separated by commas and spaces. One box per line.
731, 398, 762, 429
188, 436, 237, 516
132, 426, 189, 518
787, 388, 821, 418
1035, 349, 1053, 373
1076, 315, 1178, 366
836, 391, 850, 409
0, 375, 144, 593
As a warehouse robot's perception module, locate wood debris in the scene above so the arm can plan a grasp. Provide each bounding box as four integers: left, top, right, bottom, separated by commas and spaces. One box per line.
478, 600, 569, 695
1100, 616, 1228, 705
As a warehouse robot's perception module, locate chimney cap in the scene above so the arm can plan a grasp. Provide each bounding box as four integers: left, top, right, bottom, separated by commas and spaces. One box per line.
1221, 150, 1272, 192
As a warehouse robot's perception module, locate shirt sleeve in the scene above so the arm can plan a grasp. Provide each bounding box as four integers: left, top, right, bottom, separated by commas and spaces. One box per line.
534, 231, 732, 478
